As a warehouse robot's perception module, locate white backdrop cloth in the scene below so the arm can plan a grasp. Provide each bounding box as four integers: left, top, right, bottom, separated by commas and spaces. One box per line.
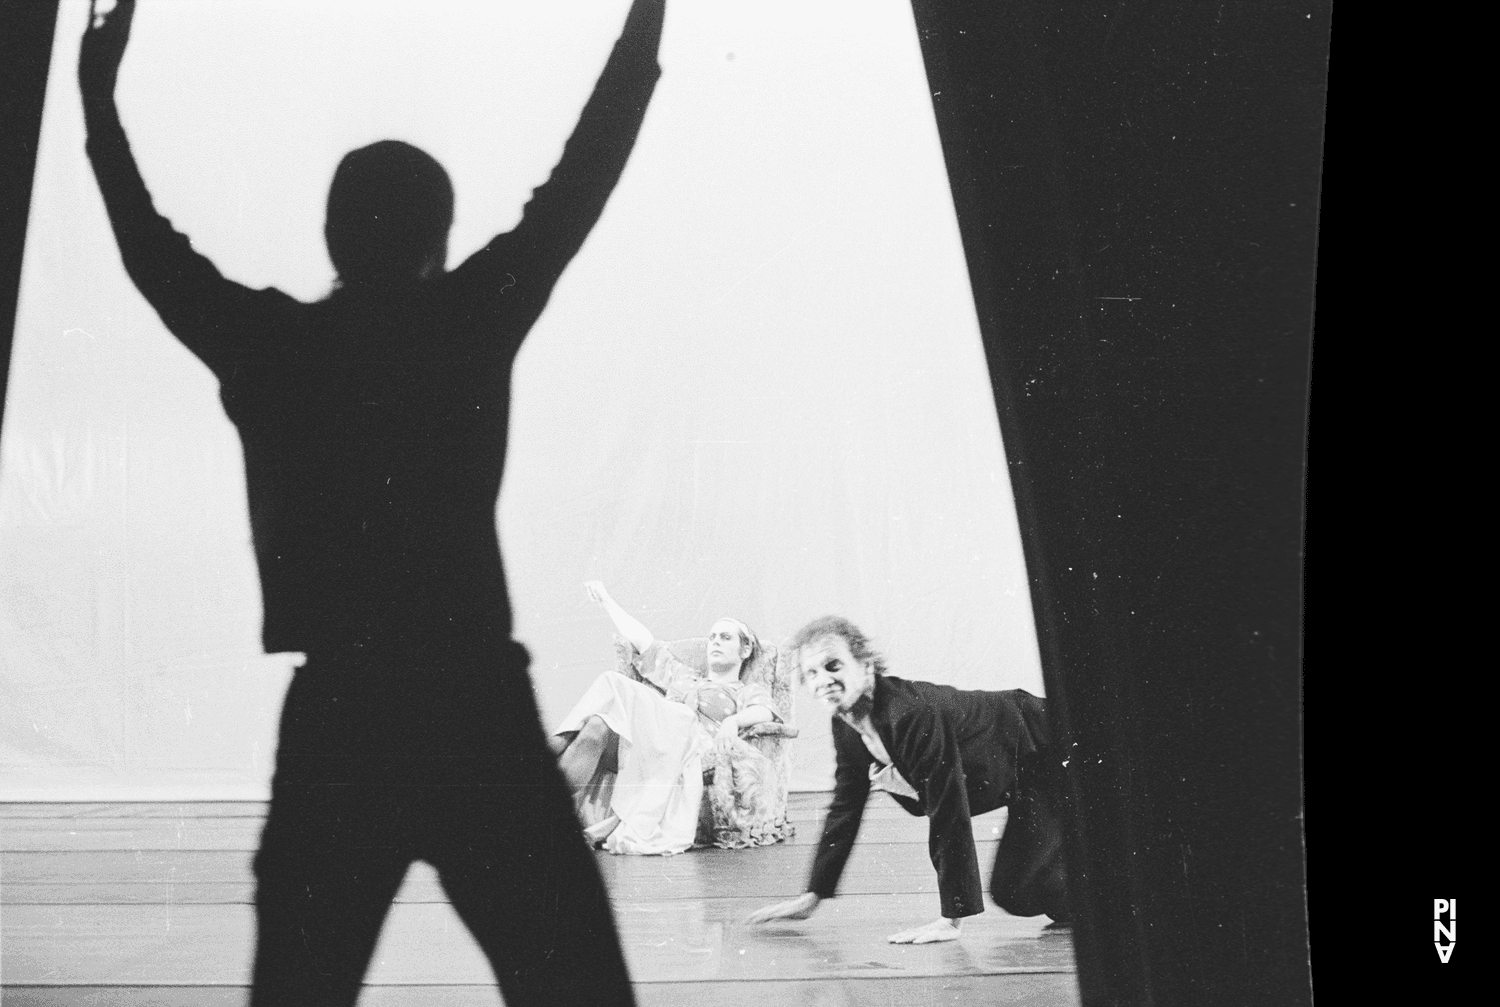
1, 0, 1043, 800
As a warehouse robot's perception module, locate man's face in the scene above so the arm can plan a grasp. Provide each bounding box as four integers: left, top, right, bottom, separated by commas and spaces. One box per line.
799, 635, 874, 714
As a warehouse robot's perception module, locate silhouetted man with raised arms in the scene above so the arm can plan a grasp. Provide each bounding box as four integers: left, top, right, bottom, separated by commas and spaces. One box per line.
79, 1, 665, 1003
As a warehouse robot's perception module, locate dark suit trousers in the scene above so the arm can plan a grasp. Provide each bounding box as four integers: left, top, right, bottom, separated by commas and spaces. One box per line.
988, 752, 1071, 921
248, 641, 634, 1007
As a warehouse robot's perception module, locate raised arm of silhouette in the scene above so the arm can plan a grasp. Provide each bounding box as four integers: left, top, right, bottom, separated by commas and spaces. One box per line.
448, 0, 665, 337
79, 0, 294, 375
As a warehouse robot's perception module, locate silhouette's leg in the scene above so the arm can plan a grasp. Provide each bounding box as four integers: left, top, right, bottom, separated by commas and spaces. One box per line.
427, 769, 636, 1006
989, 782, 1070, 922
250, 785, 411, 1007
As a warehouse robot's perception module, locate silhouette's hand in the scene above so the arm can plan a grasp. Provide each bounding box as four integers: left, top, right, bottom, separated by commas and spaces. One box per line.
746, 893, 821, 924
80, 0, 137, 101
584, 580, 611, 606
887, 917, 961, 944
715, 715, 741, 741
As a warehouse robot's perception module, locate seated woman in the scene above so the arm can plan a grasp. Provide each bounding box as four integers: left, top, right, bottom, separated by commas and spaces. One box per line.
551, 581, 783, 855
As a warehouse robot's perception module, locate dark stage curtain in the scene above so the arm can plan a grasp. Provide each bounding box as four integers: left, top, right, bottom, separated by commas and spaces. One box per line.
0, 0, 61, 434
906, 2, 1321, 1004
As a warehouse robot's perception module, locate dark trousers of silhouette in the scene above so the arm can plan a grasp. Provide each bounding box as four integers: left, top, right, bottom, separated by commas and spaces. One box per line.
249, 640, 634, 1006
989, 752, 1071, 920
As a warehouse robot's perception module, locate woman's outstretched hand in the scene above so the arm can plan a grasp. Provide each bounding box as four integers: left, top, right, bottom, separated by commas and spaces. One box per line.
586, 581, 655, 652
746, 892, 821, 924
886, 917, 962, 944
79, 0, 137, 101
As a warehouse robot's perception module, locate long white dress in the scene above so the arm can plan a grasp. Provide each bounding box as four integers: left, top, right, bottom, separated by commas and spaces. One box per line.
554, 642, 778, 855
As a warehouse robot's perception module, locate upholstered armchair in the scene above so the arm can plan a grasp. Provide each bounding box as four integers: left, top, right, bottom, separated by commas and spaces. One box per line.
612, 635, 797, 849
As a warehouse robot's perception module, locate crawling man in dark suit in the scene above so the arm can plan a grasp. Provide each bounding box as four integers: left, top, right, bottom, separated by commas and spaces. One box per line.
749, 616, 1071, 943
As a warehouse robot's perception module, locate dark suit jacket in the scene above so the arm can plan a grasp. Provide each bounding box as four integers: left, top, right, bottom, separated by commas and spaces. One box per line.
82, 1, 664, 657
807, 675, 1052, 918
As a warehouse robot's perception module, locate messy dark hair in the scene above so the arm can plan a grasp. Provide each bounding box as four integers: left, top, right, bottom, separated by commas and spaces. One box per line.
788, 616, 888, 681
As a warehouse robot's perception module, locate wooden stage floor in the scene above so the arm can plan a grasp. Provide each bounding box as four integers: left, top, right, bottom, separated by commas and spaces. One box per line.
1, 793, 1078, 1005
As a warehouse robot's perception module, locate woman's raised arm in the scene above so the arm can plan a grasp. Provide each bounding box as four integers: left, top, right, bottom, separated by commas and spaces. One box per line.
585, 581, 654, 653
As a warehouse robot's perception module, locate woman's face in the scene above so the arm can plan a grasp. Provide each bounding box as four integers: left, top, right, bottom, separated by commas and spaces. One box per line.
707, 619, 750, 672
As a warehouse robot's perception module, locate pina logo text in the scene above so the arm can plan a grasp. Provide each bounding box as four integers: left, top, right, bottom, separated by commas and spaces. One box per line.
1434, 899, 1456, 963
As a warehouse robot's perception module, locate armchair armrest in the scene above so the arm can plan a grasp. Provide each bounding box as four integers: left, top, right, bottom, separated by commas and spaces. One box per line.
740, 722, 799, 740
